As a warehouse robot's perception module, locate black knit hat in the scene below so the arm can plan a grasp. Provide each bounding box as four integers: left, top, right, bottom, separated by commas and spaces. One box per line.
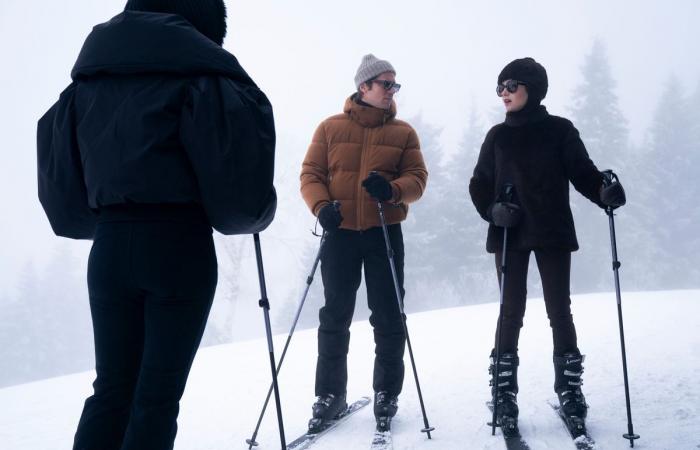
125, 0, 227, 45
498, 57, 548, 103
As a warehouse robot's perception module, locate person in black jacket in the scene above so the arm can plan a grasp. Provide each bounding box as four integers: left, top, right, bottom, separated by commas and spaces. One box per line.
469, 57, 625, 429
36, 1, 276, 449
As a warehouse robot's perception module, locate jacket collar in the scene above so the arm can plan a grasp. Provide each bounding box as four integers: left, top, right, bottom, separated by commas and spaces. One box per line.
504, 104, 549, 127
71, 11, 253, 86
344, 94, 397, 128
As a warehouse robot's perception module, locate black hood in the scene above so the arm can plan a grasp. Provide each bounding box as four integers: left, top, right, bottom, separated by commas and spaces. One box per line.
71, 11, 253, 86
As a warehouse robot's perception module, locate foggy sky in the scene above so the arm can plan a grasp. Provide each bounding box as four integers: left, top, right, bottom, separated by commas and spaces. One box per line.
0, 0, 698, 295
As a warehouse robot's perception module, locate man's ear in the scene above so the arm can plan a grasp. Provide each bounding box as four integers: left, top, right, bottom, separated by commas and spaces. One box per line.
359, 82, 370, 94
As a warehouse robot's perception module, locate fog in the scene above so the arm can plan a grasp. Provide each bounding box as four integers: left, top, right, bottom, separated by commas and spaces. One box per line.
1, 0, 698, 386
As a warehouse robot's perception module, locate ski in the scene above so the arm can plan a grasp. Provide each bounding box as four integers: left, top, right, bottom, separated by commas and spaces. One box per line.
287, 396, 371, 450
486, 401, 531, 450
370, 417, 393, 450
547, 400, 597, 450
370, 429, 393, 450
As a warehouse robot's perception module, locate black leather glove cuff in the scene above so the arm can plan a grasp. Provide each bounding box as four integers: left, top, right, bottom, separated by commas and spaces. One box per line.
490, 202, 522, 228
600, 182, 626, 208
318, 203, 343, 231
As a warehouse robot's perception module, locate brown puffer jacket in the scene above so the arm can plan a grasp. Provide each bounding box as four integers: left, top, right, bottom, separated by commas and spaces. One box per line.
300, 95, 428, 231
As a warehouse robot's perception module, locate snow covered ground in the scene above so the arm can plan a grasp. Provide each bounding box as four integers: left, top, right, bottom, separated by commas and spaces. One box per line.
1, 290, 698, 449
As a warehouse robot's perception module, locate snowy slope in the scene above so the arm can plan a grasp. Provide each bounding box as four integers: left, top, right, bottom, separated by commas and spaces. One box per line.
1, 290, 699, 449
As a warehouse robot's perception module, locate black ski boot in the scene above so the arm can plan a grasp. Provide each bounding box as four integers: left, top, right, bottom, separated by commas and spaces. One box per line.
489, 352, 520, 437
308, 393, 347, 432
374, 391, 398, 432
554, 351, 589, 436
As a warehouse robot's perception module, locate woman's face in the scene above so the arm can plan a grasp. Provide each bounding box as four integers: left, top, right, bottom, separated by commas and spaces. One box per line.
499, 79, 528, 112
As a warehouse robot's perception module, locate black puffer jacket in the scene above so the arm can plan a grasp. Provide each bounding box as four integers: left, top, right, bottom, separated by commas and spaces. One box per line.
37, 11, 276, 239
469, 106, 605, 253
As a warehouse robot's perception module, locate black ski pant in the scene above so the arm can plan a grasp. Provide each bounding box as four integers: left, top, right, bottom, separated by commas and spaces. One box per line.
315, 224, 406, 398
493, 248, 579, 356
73, 205, 217, 450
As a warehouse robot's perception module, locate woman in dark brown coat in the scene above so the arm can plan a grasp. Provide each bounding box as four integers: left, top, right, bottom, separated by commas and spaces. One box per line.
469, 57, 626, 436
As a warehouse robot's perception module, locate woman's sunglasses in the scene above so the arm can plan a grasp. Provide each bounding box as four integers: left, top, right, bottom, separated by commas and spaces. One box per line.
496, 80, 527, 96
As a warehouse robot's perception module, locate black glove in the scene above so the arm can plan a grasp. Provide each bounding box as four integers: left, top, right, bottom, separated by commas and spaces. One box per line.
361, 173, 393, 201
318, 202, 343, 231
488, 202, 521, 228
600, 171, 626, 208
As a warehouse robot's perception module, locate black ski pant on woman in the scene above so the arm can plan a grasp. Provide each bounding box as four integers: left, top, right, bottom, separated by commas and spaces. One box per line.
493, 248, 579, 356
73, 205, 217, 450
315, 224, 406, 398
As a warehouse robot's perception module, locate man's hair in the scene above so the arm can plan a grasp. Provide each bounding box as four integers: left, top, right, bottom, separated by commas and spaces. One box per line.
356, 77, 377, 97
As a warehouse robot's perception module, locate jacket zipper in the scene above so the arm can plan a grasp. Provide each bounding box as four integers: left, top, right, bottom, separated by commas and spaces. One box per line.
358, 127, 370, 229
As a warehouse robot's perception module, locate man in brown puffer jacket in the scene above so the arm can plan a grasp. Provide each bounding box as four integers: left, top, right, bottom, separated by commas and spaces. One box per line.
300, 54, 428, 430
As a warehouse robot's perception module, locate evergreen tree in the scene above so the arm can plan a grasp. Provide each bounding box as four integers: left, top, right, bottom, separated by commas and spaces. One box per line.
645, 76, 697, 287
402, 114, 459, 310
445, 100, 498, 304
13, 260, 52, 383
568, 39, 631, 294
205, 235, 247, 345
688, 81, 700, 285
273, 232, 328, 334
2, 248, 95, 386
618, 137, 664, 291
0, 263, 37, 386
570, 39, 630, 171
38, 244, 93, 376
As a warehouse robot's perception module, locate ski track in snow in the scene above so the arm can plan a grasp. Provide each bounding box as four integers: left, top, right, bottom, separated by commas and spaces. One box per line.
1, 290, 699, 449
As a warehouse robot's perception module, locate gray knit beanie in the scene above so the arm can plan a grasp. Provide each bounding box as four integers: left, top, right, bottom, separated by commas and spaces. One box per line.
354, 54, 396, 89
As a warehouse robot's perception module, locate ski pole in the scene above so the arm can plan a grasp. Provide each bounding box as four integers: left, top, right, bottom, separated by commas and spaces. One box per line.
491, 183, 513, 436
246, 226, 331, 448
602, 171, 640, 448
373, 187, 435, 438
253, 233, 286, 450
491, 228, 509, 435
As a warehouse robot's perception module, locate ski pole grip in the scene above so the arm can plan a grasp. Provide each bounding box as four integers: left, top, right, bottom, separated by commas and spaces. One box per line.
601, 169, 617, 187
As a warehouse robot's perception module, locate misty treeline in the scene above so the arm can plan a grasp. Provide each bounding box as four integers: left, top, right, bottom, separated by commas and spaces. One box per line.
405, 39, 700, 302
2, 40, 698, 387
278, 40, 700, 334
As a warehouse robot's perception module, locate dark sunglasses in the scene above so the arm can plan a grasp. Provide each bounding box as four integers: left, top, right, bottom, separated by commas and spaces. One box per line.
496, 80, 527, 96
371, 79, 401, 92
